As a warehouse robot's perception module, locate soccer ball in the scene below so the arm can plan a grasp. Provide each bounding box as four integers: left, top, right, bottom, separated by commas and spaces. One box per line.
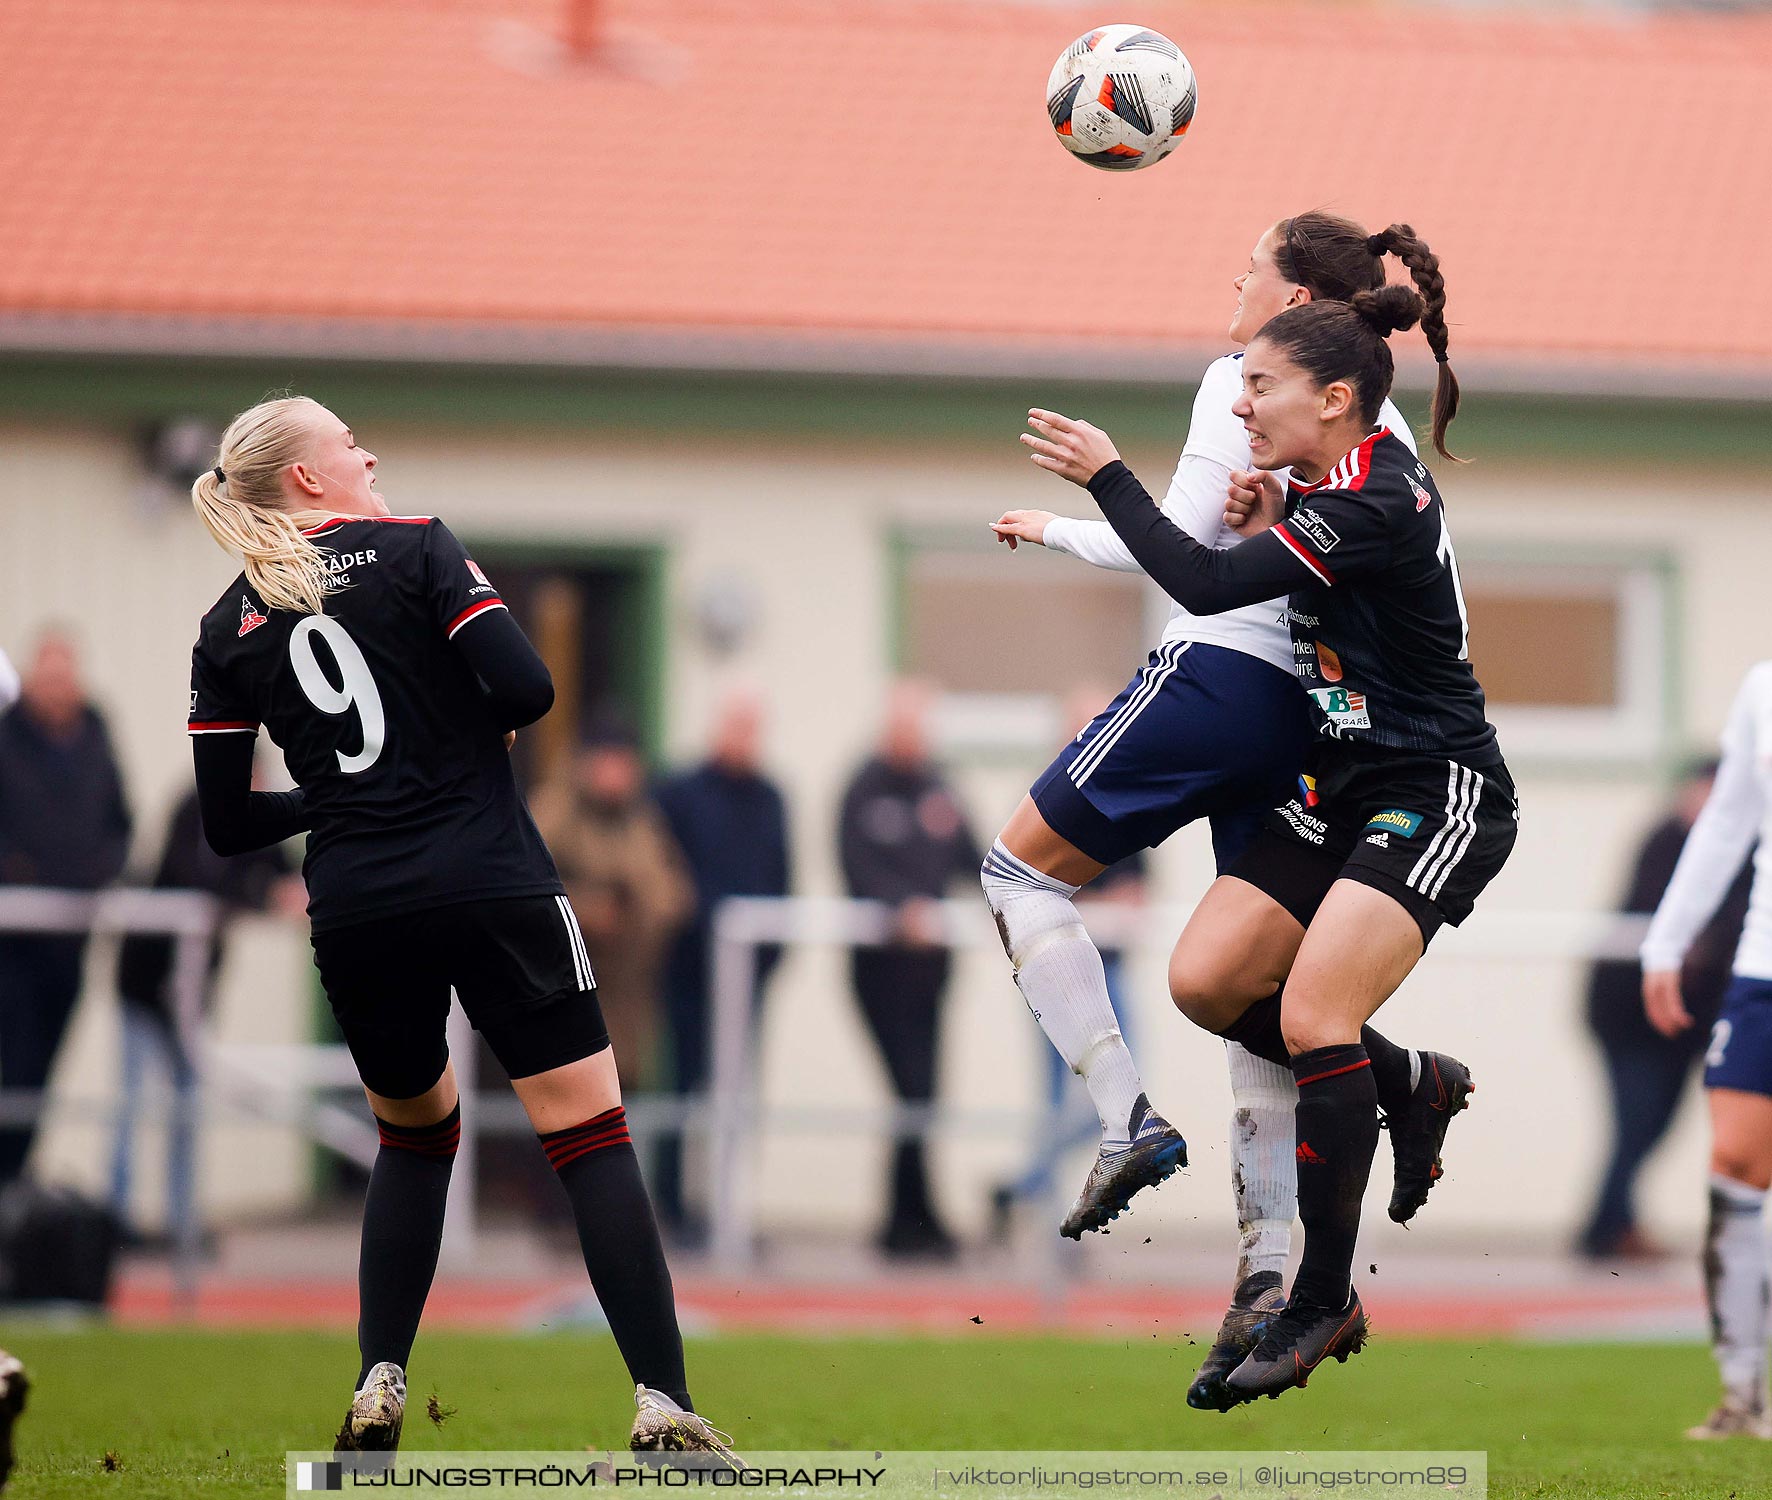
1046, 24, 1197, 172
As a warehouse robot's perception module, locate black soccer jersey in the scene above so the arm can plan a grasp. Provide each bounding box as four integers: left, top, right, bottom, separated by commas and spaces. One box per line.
1087, 428, 1500, 766
1267, 430, 1497, 762
188, 515, 563, 930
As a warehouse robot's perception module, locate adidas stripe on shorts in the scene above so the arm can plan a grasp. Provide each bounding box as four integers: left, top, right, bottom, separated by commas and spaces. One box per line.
1229, 743, 1518, 945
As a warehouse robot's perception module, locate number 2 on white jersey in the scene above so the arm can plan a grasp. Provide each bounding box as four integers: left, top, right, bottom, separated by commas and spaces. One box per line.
1436, 514, 1471, 661
289, 615, 386, 773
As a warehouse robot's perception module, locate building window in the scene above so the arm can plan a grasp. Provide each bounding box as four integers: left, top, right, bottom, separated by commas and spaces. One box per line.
895, 530, 1155, 749
1461, 553, 1671, 762
898, 531, 1672, 763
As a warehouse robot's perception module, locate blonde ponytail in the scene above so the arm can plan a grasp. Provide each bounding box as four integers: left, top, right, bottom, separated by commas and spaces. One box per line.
190, 395, 340, 615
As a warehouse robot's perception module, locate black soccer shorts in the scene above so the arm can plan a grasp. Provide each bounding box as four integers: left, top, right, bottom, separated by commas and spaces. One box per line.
310, 894, 609, 1100
1230, 746, 1519, 946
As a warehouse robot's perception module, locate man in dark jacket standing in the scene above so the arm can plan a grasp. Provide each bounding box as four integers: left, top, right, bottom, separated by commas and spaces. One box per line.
839, 679, 980, 1257
0, 632, 132, 1187
652, 688, 791, 1239
110, 771, 299, 1242
1578, 760, 1752, 1259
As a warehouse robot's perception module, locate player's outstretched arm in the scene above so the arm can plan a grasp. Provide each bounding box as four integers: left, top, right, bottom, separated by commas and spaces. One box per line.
990, 509, 1063, 551
193, 733, 311, 856
448, 606, 555, 731
1640, 672, 1768, 1025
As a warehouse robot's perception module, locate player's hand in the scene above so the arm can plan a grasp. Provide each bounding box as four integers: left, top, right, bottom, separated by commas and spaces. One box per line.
1643, 968, 1693, 1036
990, 510, 1056, 550
1022, 409, 1120, 486
1225, 469, 1286, 536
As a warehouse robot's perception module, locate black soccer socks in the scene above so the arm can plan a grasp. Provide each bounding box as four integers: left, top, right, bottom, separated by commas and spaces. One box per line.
1220, 993, 1413, 1117
358, 1104, 460, 1387
1289, 1045, 1380, 1311
1358, 1027, 1416, 1116
541, 1106, 693, 1411
1216, 991, 1288, 1066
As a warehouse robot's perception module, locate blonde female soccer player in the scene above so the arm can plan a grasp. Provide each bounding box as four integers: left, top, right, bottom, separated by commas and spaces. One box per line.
186, 396, 736, 1462
988, 215, 1461, 1409
1642, 661, 1772, 1441
1021, 235, 1516, 1401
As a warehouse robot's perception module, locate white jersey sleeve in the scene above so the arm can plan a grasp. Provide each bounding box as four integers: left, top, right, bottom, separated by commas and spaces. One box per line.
0, 649, 17, 715
1044, 355, 1249, 569
1640, 663, 1772, 971
1041, 513, 1141, 571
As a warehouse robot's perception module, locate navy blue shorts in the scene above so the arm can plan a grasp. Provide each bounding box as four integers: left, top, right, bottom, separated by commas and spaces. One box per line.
1704, 976, 1772, 1098
1030, 641, 1316, 871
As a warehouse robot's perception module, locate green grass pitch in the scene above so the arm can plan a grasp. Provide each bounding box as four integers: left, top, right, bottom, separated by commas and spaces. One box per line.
6, 1328, 1771, 1498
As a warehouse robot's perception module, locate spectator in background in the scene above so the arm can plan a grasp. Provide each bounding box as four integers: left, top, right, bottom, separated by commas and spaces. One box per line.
532, 715, 691, 1091
1579, 759, 1752, 1260
0, 631, 132, 1188
652, 687, 790, 1241
839, 679, 981, 1258
109, 765, 305, 1248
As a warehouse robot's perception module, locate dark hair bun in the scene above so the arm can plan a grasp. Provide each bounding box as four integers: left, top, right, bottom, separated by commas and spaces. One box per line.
1349, 284, 1423, 337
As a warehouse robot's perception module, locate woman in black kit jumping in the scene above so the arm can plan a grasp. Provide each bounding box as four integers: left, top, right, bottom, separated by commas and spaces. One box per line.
186, 394, 738, 1461
1021, 228, 1517, 1402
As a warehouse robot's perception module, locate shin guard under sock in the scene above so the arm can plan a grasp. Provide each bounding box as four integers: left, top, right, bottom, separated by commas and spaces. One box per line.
1289, 1045, 1379, 1311
542, 1106, 692, 1411
358, 1104, 460, 1386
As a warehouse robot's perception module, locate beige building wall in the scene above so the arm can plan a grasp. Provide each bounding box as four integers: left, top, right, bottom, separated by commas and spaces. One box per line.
1, 412, 1762, 1248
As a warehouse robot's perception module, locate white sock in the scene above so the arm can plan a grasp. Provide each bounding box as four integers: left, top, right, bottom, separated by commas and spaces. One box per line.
1706, 1173, 1769, 1402
982, 841, 1144, 1148
1226, 1040, 1298, 1282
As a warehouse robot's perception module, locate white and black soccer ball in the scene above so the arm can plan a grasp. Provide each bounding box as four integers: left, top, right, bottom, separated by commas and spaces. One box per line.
1046, 23, 1197, 172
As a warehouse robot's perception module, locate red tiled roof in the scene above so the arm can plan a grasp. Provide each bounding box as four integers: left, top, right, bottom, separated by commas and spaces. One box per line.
1, 0, 1769, 390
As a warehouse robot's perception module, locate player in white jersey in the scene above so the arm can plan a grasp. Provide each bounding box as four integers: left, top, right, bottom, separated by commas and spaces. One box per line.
1642, 660, 1772, 1440
985, 212, 1450, 1410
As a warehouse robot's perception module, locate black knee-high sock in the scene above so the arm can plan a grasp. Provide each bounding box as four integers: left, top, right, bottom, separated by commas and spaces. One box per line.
1289, 1045, 1379, 1311
1218, 994, 1415, 1117
358, 1104, 460, 1386
541, 1106, 692, 1411
1217, 992, 1288, 1066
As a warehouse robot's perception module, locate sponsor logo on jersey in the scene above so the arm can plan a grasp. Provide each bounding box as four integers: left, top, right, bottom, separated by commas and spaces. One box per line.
1409, 476, 1432, 512
1286, 607, 1320, 628
467, 559, 491, 587
1289, 508, 1341, 553
1309, 686, 1370, 730
1365, 808, 1424, 838
238, 595, 268, 637
1365, 831, 1390, 848
1297, 773, 1320, 808
1279, 800, 1328, 845
321, 549, 378, 578
1316, 641, 1344, 683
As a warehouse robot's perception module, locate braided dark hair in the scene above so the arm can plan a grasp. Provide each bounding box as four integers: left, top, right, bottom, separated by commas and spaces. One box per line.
1365, 223, 1461, 459
1272, 210, 1387, 304
1258, 224, 1462, 462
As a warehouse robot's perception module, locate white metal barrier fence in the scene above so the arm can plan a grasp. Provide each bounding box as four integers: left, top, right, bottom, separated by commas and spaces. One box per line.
706, 896, 1656, 1274
0, 887, 1654, 1310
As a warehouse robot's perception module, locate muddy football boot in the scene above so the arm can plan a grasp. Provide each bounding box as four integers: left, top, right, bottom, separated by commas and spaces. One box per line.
1059, 1093, 1187, 1240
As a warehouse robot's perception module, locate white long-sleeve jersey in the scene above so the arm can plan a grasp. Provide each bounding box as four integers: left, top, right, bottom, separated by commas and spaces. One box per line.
1642, 661, 1772, 979
1042, 351, 1415, 675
